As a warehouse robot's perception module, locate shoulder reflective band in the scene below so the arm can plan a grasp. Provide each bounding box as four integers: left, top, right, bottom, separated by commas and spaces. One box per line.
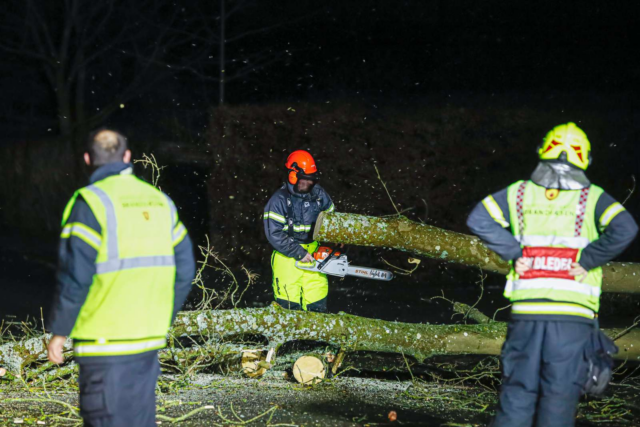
86, 185, 119, 260
263, 211, 286, 224
61, 222, 102, 250
599, 202, 625, 228
164, 194, 178, 226
515, 181, 527, 236
325, 203, 335, 213
511, 302, 594, 319
482, 195, 509, 228
164, 194, 186, 246
173, 222, 187, 245
512, 277, 601, 297
74, 337, 166, 356
574, 187, 590, 237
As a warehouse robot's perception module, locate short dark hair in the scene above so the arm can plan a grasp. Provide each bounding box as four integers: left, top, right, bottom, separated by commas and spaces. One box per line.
87, 128, 128, 166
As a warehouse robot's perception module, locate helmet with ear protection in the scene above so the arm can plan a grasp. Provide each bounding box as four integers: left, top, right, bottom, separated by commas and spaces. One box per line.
538, 122, 592, 170
285, 150, 318, 184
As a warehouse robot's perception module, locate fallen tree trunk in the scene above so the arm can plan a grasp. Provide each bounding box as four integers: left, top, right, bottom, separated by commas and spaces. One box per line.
171, 304, 640, 362
313, 212, 640, 294
4, 305, 639, 377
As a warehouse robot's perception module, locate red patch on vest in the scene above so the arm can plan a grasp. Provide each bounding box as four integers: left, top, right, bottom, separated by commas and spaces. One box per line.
519, 246, 578, 280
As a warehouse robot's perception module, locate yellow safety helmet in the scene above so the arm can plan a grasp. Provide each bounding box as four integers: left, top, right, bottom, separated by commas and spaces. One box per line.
538, 122, 591, 170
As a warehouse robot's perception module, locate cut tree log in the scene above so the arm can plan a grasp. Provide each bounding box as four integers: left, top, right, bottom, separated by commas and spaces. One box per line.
3, 305, 639, 378
313, 212, 640, 294
241, 348, 275, 378
292, 355, 326, 384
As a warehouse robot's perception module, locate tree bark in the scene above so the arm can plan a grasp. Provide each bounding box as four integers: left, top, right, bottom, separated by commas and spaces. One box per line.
171, 304, 640, 362
4, 305, 639, 377
313, 212, 640, 294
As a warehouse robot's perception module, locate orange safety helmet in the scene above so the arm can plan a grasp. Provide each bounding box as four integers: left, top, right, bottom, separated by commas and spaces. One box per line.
285, 150, 319, 185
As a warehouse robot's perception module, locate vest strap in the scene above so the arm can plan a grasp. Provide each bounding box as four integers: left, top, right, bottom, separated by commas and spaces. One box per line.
574, 187, 590, 237
85, 185, 119, 260
515, 181, 527, 235
286, 197, 294, 238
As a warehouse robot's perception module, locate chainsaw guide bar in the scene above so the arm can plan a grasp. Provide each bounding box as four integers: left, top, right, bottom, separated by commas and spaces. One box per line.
296, 255, 394, 281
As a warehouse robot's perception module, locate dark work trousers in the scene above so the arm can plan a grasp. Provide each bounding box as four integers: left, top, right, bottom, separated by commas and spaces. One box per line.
77, 350, 160, 427
492, 320, 591, 427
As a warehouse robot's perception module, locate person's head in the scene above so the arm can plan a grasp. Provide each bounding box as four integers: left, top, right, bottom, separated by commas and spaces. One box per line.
538, 122, 592, 170
285, 150, 319, 193
84, 128, 131, 167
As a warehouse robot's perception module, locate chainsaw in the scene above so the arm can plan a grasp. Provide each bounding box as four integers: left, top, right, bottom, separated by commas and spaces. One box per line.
295, 246, 394, 281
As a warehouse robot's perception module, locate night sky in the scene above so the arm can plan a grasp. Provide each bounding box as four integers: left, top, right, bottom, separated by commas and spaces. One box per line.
2, 1, 640, 140
1, 1, 639, 322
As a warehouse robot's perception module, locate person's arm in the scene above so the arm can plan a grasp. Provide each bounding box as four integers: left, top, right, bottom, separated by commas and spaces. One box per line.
170, 206, 196, 322
48, 197, 101, 363
263, 194, 308, 260
48, 198, 100, 337
321, 191, 335, 213
466, 188, 522, 262
578, 192, 639, 271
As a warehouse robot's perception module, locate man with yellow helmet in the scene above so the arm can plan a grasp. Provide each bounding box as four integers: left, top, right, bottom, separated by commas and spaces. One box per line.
467, 123, 637, 427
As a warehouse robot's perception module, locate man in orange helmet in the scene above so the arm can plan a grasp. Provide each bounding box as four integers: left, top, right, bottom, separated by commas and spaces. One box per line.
263, 150, 335, 312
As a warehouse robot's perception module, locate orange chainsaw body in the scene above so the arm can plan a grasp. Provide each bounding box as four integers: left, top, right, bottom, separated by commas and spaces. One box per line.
314, 246, 341, 261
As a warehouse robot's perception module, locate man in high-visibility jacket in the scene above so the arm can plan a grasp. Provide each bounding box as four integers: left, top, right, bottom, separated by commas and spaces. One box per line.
467, 123, 638, 427
47, 129, 196, 427
263, 150, 335, 312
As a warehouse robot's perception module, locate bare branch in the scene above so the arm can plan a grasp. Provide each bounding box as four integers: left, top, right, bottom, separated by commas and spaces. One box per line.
27, 0, 57, 58
225, 0, 251, 20
225, 20, 287, 44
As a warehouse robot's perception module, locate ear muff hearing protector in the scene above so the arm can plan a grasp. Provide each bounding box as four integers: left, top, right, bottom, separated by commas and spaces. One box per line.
288, 167, 300, 185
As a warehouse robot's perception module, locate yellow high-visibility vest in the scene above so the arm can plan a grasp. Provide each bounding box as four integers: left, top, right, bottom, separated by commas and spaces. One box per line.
61, 173, 186, 356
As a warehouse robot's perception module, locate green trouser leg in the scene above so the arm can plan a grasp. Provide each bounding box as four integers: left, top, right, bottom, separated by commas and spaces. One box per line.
271, 242, 328, 312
